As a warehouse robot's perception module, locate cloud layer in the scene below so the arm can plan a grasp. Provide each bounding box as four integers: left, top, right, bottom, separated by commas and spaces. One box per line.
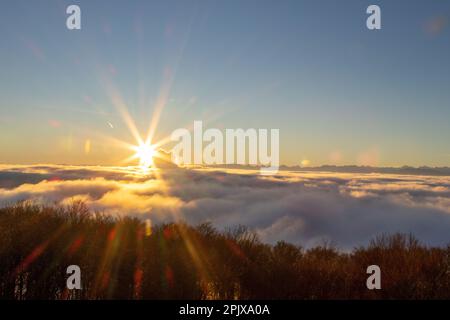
1, 164, 450, 249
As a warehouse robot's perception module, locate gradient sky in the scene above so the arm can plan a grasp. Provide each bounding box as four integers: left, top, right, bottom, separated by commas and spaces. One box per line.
0, 0, 449, 167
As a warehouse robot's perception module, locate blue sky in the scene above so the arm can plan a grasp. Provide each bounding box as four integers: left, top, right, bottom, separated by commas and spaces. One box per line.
0, 0, 449, 166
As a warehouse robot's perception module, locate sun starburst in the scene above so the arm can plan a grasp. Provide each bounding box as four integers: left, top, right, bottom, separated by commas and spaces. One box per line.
132, 143, 156, 168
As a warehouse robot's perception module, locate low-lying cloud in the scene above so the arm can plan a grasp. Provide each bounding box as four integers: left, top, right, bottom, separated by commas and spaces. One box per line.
1, 164, 450, 249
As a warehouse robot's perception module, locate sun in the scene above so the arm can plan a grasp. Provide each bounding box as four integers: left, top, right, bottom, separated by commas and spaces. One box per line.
133, 143, 156, 168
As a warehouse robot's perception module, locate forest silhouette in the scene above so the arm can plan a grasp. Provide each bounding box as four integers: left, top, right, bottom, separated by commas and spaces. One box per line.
0, 202, 449, 300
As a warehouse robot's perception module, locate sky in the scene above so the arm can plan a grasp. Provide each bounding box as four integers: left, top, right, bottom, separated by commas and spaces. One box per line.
0, 0, 449, 167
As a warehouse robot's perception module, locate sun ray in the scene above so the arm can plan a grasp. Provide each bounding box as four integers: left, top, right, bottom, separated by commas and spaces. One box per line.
109, 89, 144, 146
145, 67, 173, 146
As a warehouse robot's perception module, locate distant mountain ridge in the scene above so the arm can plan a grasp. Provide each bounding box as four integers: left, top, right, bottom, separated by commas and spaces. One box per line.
207, 164, 450, 176
284, 165, 450, 176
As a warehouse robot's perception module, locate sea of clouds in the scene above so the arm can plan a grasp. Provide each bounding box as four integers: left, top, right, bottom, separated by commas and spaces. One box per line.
1, 164, 450, 249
